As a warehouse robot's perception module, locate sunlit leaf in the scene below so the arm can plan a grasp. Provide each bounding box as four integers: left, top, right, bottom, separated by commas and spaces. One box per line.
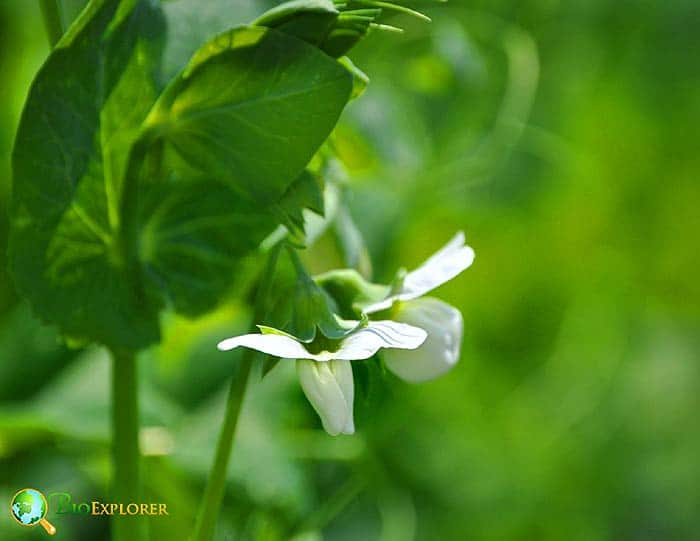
142, 26, 353, 205
9, 0, 165, 350
135, 26, 352, 315
254, 0, 339, 48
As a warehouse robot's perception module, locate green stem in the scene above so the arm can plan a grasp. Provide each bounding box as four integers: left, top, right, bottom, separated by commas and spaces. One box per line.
111, 349, 147, 541
39, 0, 64, 47
190, 354, 254, 541
191, 246, 282, 541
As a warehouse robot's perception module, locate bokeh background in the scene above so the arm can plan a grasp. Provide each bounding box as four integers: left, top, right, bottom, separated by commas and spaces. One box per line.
1, 1, 699, 539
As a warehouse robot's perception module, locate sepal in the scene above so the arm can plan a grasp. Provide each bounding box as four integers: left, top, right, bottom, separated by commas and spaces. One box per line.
287, 250, 360, 342
316, 269, 389, 318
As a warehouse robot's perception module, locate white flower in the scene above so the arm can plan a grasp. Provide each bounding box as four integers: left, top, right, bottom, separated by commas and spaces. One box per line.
297, 359, 354, 435
382, 298, 463, 383
363, 231, 475, 314
361, 232, 473, 383
217, 320, 427, 435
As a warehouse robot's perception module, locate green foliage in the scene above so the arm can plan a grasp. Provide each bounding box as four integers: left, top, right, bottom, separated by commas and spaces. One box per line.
3, 1, 699, 540
9, 1, 353, 351
255, 0, 430, 58
279, 170, 326, 237
284, 249, 360, 343
254, 0, 339, 48
9, 0, 164, 350
142, 25, 351, 205
138, 179, 274, 317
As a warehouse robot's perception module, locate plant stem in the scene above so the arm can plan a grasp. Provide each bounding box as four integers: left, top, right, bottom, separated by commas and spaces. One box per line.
39, 0, 64, 47
191, 246, 282, 541
111, 349, 147, 541
190, 354, 254, 541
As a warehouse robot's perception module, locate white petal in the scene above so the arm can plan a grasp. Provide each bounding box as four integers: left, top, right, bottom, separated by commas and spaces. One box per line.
217, 333, 315, 360
382, 297, 463, 383
333, 320, 427, 361
362, 232, 474, 314
297, 359, 355, 436
332, 360, 355, 434
361, 297, 395, 315
427, 230, 466, 257
400, 232, 474, 301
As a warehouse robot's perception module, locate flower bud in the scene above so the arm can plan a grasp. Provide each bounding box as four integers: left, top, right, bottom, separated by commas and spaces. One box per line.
382, 297, 462, 383
296, 359, 355, 436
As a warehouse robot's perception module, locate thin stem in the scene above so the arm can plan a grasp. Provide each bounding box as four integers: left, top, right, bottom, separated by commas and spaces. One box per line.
111, 349, 147, 541
39, 0, 64, 47
190, 354, 253, 541
191, 246, 282, 541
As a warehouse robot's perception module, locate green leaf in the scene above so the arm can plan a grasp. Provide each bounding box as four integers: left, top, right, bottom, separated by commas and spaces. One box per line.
9, 0, 165, 350
11, 6, 353, 352
278, 169, 325, 236
339, 56, 370, 99
142, 26, 352, 205
0, 303, 73, 401
160, 0, 260, 82
138, 179, 276, 316
132, 26, 352, 316
253, 0, 339, 47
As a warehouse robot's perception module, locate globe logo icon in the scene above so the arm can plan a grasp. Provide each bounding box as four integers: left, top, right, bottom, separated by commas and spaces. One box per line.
9, 488, 57, 535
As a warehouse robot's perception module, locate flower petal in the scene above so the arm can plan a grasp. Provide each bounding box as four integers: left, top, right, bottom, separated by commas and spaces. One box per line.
400, 232, 474, 301
360, 296, 394, 315
297, 359, 355, 435
383, 297, 463, 383
363, 232, 474, 314
333, 320, 427, 360
217, 333, 315, 359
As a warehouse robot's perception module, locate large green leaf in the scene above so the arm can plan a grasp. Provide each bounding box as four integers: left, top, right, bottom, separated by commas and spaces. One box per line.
160, 0, 260, 82
141, 26, 353, 205
253, 0, 339, 48
9, 0, 165, 350
10, 5, 352, 353
278, 169, 325, 237
133, 25, 352, 317
138, 178, 275, 317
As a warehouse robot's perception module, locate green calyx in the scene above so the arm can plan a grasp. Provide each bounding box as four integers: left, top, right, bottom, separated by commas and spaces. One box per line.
315, 268, 391, 317
260, 325, 342, 355
287, 248, 360, 343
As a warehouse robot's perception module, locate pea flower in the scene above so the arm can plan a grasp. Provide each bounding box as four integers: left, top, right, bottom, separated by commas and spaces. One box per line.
362, 232, 474, 314
381, 297, 463, 383
217, 321, 427, 435
362, 232, 474, 383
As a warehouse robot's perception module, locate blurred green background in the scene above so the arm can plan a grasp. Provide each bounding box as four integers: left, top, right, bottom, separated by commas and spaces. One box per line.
1, 1, 699, 539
